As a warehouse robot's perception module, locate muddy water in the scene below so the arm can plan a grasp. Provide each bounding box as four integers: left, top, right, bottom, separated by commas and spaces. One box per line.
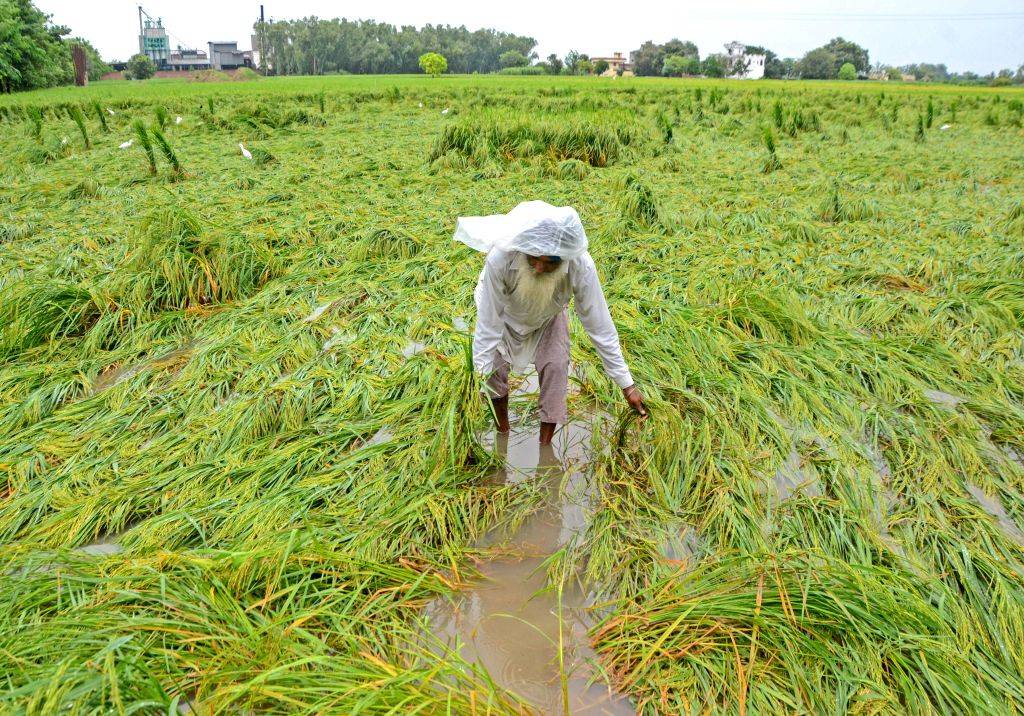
423, 418, 633, 715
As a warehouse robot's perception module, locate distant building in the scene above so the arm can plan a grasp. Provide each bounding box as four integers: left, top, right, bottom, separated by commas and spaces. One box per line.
591, 52, 632, 77
139, 16, 170, 69
208, 41, 253, 70
724, 41, 765, 80
169, 46, 210, 71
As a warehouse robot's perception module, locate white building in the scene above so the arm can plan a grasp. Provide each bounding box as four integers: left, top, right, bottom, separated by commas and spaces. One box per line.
724, 41, 765, 80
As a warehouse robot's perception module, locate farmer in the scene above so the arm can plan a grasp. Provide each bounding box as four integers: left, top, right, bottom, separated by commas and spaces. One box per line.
455, 200, 646, 444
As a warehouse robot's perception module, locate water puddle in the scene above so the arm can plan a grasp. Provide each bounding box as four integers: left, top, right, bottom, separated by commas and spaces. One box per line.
422, 416, 633, 714
923, 388, 967, 410
769, 442, 822, 506
91, 342, 197, 395
966, 483, 1024, 544
78, 535, 124, 556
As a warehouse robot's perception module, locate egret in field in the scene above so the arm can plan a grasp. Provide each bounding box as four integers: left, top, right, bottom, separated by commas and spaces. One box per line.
175, 116, 183, 125
106, 108, 116, 116
119, 139, 133, 149
441, 107, 449, 115
239, 143, 253, 160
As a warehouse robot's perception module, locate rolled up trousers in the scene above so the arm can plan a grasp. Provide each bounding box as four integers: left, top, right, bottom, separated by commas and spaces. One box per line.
486, 310, 569, 425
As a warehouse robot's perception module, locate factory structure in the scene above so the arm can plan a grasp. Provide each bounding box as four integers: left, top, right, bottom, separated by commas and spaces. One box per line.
136, 5, 261, 72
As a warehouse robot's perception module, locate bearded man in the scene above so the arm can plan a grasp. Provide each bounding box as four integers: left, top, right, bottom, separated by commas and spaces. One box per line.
454, 201, 646, 444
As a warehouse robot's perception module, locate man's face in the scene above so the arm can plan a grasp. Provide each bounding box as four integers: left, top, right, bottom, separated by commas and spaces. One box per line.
525, 255, 562, 275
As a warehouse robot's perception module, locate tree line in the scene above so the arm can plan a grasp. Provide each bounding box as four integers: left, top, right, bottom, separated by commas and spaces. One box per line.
255, 18, 536, 75
626, 36, 1023, 85
0, 0, 110, 93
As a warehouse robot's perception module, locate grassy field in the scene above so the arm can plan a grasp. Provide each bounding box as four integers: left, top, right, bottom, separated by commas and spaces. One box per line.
1, 73, 1024, 713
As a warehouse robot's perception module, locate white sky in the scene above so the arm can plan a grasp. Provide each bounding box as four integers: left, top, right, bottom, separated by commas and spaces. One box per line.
41, 0, 1023, 74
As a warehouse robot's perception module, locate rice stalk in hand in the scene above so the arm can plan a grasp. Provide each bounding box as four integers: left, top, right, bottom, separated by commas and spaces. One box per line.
68, 105, 90, 148
132, 120, 156, 174
92, 100, 109, 133
151, 126, 183, 175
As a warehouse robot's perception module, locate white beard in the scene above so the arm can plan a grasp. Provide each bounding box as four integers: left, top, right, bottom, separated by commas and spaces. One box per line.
511, 253, 567, 318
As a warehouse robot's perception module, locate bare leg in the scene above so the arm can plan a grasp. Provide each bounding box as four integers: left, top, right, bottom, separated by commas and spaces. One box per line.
539, 421, 556, 445
492, 395, 510, 433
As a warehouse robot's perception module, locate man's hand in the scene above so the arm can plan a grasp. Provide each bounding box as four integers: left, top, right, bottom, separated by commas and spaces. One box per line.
622, 385, 647, 418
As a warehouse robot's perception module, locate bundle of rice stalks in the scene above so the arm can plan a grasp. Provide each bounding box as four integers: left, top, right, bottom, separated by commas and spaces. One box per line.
762, 126, 782, 173
617, 173, 663, 230
91, 100, 109, 133
26, 105, 43, 142
120, 207, 277, 311
154, 105, 170, 130
132, 119, 156, 174
555, 158, 589, 180
150, 126, 183, 176
0, 278, 102, 359
429, 119, 621, 167
67, 105, 90, 149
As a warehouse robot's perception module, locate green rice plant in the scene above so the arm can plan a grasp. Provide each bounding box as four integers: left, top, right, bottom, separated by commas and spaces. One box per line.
150, 125, 182, 175
249, 145, 275, 165
762, 125, 782, 173
154, 104, 169, 130
772, 99, 784, 129
66, 178, 102, 199
317, 90, 326, 113
26, 105, 43, 142
617, 172, 663, 229
915, 113, 926, 143
91, 99, 108, 133
0, 278, 102, 359
67, 104, 90, 148
555, 158, 589, 180
132, 119, 156, 174
926, 97, 935, 128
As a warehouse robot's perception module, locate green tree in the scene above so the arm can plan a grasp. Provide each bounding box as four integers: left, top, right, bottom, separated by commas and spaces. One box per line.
887, 66, 902, 81
796, 48, 836, 79
662, 38, 699, 61
126, 53, 155, 80
418, 52, 447, 76
630, 41, 664, 77
593, 58, 609, 75
701, 55, 725, 78
498, 50, 528, 68
563, 50, 583, 74
838, 62, 857, 80
0, 0, 73, 93
577, 59, 594, 75
663, 54, 699, 77
545, 53, 562, 74
822, 37, 869, 74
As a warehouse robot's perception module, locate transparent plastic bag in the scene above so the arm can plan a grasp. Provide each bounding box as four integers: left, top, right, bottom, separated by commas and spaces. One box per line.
453, 200, 589, 258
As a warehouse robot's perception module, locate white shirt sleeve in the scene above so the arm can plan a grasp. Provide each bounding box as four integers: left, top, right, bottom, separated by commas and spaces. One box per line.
472, 249, 509, 376
570, 253, 635, 389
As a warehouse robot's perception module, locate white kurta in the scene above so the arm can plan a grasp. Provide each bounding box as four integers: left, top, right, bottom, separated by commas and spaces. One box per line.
473, 249, 634, 389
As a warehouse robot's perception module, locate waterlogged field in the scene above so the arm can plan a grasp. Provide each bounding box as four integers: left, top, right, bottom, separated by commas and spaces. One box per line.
2, 74, 1024, 713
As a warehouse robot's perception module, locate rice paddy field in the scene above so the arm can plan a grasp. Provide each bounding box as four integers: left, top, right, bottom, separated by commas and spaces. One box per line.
2, 73, 1024, 713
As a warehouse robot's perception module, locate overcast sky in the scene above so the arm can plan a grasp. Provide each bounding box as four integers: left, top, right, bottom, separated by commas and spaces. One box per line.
40, 0, 1023, 74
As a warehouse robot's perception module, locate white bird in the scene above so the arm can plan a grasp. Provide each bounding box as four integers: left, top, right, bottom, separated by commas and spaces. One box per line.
940, 124, 951, 130
441, 107, 449, 115
61, 136, 69, 145
239, 142, 253, 160
175, 116, 182, 125
119, 139, 133, 149
418, 102, 423, 108
106, 108, 116, 116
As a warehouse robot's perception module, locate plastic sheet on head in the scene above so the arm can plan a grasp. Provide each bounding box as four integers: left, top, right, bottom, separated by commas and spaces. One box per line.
453, 200, 589, 259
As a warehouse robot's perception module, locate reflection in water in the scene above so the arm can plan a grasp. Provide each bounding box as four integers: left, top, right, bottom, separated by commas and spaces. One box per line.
424, 421, 633, 715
